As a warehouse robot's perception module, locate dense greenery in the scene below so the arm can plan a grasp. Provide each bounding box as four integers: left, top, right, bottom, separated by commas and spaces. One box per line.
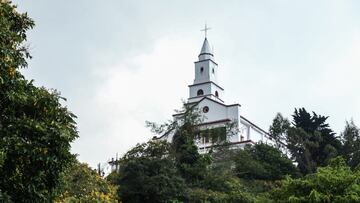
55, 161, 118, 203
118, 141, 186, 203
115, 107, 360, 202
340, 120, 360, 169
117, 140, 255, 203
0, 1, 78, 202
272, 157, 360, 202
269, 113, 290, 150
170, 108, 211, 186
233, 143, 299, 181
269, 108, 342, 175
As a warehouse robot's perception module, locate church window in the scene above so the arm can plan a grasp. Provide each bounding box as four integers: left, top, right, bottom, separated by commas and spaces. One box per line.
212, 68, 214, 74
215, 91, 219, 97
200, 67, 204, 73
202, 106, 209, 113
197, 89, 204, 96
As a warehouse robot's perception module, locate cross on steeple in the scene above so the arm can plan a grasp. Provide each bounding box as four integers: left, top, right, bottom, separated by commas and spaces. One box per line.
201, 24, 211, 38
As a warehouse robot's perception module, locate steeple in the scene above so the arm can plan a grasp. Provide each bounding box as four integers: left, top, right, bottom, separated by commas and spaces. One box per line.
199, 38, 214, 60
188, 28, 224, 104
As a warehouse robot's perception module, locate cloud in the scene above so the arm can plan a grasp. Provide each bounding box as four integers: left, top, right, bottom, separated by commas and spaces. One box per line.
73, 36, 198, 166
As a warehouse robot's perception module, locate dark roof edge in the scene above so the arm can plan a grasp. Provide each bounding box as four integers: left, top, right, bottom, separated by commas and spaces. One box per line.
188, 94, 224, 103
188, 81, 224, 90
194, 59, 218, 65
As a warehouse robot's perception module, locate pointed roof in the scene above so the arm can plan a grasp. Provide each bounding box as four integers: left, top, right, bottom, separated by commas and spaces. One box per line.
199, 38, 213, 56
198, 38, 214, 60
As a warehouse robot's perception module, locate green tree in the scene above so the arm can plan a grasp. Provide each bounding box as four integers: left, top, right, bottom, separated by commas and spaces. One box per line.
55, 160, 118, 203
286, 108, 341, 174
187, 161, 255, 203
172, 122, 212, 186
0, 1, 78, 202
271, 157, 360, 202
117, 140, 186, 203
233, 143, 299, 181
269, 113, 290, 150
147, 104, 213, 186
340, 120, 360, 169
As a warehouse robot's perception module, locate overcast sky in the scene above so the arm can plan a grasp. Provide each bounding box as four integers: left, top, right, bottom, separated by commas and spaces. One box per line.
14, 0, 360, 168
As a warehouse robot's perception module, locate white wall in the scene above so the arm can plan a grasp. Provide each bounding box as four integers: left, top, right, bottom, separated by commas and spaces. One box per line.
194, 60, 219, 84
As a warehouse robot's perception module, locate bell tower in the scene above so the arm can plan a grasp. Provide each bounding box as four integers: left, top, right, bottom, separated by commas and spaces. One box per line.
188, 29, 224, 103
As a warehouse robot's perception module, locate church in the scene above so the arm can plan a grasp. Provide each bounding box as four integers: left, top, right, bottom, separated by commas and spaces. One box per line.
156, 29, 275, 152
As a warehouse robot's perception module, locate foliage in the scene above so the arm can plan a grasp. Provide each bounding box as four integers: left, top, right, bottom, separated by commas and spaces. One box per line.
186, 186, 254, 203
172, 121, 212, 185
147, 104, 213, 185
0, 1, 78, 202
125, 105, 255, 202
187, 164, 255, 203
118, 140, 186, 203
271, 156, 360, 202
286, 108, 341, 174
269, 113, 290, 149
233, 143, 299, 181
340, 120, 360, 169
55, 160, 118, 203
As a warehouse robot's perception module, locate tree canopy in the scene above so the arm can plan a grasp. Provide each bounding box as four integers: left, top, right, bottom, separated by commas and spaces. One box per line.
272, 157, 360, 202
55, 160, 118, 203
117, 140, 186, 203
234, 143, 299, 181
269, 108, 342, 175
0, 1, 78, 202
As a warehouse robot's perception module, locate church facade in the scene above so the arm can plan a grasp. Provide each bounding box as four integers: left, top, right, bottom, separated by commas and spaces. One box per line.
157, 36, 275, 152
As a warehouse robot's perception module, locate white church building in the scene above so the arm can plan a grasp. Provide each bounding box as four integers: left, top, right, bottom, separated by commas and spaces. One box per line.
156, 34, 275, 152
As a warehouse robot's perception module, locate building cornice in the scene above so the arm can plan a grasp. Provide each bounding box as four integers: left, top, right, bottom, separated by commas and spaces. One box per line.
188, 94, 224, 103
188, 81, 224, 91
201, 96, 241, 108
194, 59, 218, 66
173, 97, 240, 117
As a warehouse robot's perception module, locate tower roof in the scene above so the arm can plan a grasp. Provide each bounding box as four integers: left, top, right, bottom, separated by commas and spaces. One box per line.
198, 38, 214, 60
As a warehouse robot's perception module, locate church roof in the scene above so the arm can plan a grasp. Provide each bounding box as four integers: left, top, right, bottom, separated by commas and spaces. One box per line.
198, 38, 214, 60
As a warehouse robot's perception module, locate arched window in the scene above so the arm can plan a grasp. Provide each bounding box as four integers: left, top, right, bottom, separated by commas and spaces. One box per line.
197, 89, 204, 96
215, 91, 219, 97
200, 67, 204, 73
212, 68, 215, 74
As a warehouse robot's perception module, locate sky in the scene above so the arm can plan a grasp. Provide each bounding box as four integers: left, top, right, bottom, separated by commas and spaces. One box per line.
13, 0, 360, 168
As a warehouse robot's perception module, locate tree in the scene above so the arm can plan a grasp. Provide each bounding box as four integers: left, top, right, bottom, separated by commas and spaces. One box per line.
340, 120, 360, 169
0, 1, 78, 202
286, 108, 341, 174
55, 160, 118, 203
233, 143, 299, 181
117, 140, 186, 203
187, 158, 255, 203
271, 157, 360, 202
147, 104, 213, 186
269, 113, 290, 149
171, 121, 212, 186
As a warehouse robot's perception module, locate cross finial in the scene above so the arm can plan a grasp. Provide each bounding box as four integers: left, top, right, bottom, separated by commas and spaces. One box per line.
201, 23, 211, 38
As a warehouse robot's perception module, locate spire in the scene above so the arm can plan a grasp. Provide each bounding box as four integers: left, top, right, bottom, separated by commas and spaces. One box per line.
199, 38, 214, 60
199, 24, 214, 60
